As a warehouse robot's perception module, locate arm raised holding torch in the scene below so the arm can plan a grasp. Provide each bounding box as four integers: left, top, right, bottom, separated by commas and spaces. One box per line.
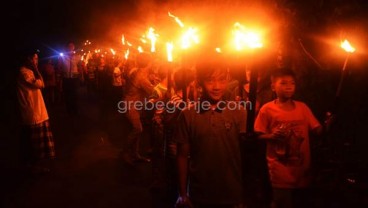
325, 39, 356, 132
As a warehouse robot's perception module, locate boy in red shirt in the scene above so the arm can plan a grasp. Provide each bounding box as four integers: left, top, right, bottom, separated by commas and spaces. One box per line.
254, 68, 322, 208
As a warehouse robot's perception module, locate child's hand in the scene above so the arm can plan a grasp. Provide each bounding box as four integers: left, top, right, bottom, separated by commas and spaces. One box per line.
272, 128, 288, 141
175, 195, 193, 208
272, 129, 286, 140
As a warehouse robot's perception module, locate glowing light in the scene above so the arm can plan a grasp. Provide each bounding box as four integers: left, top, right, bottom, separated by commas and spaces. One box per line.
110, 48, 116, 55
166, 42, 174, 62
168, 12, 199, 49
138, 46, 143, 53
341, 39, 356, 53
233, 22, 263, 50
181, 27, 199, 49
59, 53, 64, 57
168, 12, 184, 28
140, 37, 147, 44
147, 27, 158, 52
215, 48, 222, 53
124, 49, 130, 60
122, 35, 125, 45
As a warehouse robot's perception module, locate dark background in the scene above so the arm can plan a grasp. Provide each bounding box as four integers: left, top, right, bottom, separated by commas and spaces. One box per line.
3, 0, 368, 163
3, 0, 368, 167
1, 1, 368, 206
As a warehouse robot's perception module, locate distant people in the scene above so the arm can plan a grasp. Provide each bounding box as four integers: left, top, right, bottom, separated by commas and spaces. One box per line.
231, 67, 274, 207
231, 68, 273, 113
122, 53, 155, 165
86, 54, 98, 97
40, 58, 56, 105
111, 59, 125, 108
16, 49, 55, 174
160, 68, 195, 205
174, 56, 247, 207
58, 42, 83, 115
254, 68, 322, 208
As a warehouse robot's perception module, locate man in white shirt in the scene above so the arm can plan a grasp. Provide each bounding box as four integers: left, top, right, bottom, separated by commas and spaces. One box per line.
17, 49, 55, 173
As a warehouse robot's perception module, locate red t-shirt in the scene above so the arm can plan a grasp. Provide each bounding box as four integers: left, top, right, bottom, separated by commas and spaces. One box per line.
254, 100, 321, 188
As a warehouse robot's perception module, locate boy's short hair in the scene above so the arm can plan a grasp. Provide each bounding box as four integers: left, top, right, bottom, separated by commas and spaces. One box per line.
196, 53, 229, 86
271, 67, 296, 83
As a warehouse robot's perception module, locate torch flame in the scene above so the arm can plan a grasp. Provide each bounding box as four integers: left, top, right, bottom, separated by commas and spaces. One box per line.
122, 35, 133, 47
122, 35, 125, 45
166, 42, 174, 62
233, 22, 263, 50
140, 37, 147, 44
181, 27, 199, 49
138, 46, 143, 53
341, 39, 356, 53
125, 49, 130, 60
110, 48, 116, 55
168, 12, 184, 28
147, 27, 158, 52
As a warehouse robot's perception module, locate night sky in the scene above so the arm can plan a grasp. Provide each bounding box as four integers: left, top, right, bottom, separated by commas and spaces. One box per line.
5, 0, 368, 52
6, 0, 138, 50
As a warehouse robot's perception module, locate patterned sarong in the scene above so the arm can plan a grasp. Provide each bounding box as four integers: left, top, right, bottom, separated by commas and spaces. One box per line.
21, 120, 56, 162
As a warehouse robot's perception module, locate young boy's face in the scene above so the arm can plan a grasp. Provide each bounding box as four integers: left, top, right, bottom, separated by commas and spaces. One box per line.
272, 75, 295, 99
202, 69, 228, 102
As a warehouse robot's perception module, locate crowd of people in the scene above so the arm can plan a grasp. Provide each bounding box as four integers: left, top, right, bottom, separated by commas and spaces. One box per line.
15, 41, 327, 208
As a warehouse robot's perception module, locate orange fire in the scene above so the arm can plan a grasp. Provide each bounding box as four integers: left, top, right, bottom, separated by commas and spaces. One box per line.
147, 27, 158, 52
168, 12, 184, 28
233, 22, 263, 50
122, 35, 125, 45
138, 46, 143, 53
166, 42, 174, 62
181, 27, 199, 49
124, 49, 130, 60
110, 48, 116, 55
341, 39, 356, 53
168, 12, 199, 49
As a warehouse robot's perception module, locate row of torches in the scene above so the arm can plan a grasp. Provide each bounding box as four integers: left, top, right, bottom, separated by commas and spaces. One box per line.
77, 12, 356, 70
74, 12, 357, 134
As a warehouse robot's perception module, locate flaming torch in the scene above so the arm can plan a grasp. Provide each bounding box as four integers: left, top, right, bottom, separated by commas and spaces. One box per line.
336, 39, 355, 98
232, 22, 263, 135
166, 42, 174, 99
166, 42, 174, 63
124, 49, 130, 60
324, 39, 356, 143
147, 27, 158, 53
168, 11, 200, 67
